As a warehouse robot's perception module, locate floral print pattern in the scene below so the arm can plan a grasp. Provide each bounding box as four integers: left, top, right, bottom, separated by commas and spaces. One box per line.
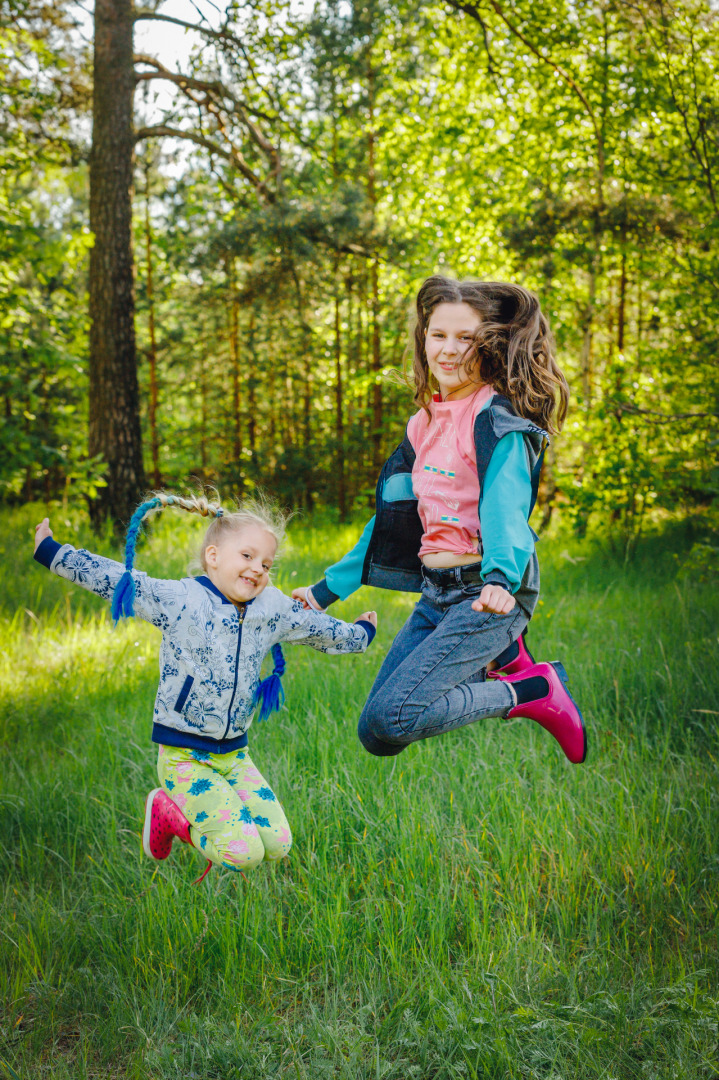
157, 744, 291, 870
48, 544, 371, 745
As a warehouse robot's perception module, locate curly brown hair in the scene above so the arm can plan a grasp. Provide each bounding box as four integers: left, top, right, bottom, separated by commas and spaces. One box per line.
412, 276, 568, 433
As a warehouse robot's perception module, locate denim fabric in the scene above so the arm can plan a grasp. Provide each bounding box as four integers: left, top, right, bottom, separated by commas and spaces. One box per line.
358, 567, 528, 757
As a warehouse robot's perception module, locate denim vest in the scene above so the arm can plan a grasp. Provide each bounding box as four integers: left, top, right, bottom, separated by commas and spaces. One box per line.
316, 396, 547, 618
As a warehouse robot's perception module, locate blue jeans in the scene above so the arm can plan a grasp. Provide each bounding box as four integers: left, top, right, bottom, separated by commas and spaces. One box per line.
358, 567, 528, 757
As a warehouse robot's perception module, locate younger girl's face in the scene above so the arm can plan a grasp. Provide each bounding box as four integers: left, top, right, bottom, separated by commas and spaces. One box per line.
425, 302, 482, 398
204, 524, 277, 604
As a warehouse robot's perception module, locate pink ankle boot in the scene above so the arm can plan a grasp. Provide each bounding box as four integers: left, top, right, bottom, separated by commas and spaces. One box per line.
492, 661, 587, 764
492, 633, 535, 676
142, 788, 192, 860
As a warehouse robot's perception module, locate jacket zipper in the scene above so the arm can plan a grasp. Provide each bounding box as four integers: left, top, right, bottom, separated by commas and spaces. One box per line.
222, 604, 245, 741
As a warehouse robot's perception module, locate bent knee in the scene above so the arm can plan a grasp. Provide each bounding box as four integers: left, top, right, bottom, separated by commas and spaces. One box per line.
263, 826, 292, 862
221, 849, 264, 872
214, 833, 265, 870
357, 714, 405, 757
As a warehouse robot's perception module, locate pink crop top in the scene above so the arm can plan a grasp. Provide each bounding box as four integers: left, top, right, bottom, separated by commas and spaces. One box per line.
406, 385, 496, 558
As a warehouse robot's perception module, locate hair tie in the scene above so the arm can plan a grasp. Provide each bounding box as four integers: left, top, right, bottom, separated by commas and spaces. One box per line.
110, 497, 162, 623
252, 643, 286, 721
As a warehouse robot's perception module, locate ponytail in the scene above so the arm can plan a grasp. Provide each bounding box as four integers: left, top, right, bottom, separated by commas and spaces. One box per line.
252, 643, 286, 721
111, 492, 223, 622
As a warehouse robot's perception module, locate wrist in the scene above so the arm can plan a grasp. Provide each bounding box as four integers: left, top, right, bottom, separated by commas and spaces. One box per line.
482, 571, 515, 594
308, 578, 339, 610
305, 586, 323, 612
355, 618, 376, 644
34, 536, 62, 568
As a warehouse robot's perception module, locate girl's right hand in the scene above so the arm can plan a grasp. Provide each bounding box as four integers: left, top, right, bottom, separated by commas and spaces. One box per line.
471, 583, 516, 615
291, 586, 326, 612
34, 517, 53, 553
356, 611, 378, 628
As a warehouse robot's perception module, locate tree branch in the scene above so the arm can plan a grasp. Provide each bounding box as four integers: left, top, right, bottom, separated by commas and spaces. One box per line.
134, 125, 275, 201
446, 0, 498, 75
609, 401, 718, 423
632, 0, 718, 214
133, 55, 281, 175
133, 9, 244, 47
134, 8, 282, 116
133, 56, 275, 124
445, 0, 604, 173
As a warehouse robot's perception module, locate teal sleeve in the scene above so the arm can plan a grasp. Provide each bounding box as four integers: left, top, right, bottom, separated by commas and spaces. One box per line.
310, 515, 376, 606
479, 433, 534, 593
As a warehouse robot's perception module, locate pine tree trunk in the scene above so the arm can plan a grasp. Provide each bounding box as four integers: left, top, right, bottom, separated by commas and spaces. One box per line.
367, 59, 382, 474
226, 255, 242, 467
617, 247, 627, 356
144, 160, 161, 488
89, 0, 144, 529
247, 308, 257, 455
199, 349, 208, 476
334, 263, 346, 521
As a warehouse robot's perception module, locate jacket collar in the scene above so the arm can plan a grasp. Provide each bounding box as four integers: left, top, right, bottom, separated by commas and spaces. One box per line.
195, 575, 256, 608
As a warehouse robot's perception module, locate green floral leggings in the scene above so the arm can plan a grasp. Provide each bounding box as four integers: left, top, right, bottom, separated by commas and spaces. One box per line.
157, 744, 292, 871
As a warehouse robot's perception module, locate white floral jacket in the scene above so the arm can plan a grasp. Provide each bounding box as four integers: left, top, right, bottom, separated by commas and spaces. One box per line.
34, 538, 374, 753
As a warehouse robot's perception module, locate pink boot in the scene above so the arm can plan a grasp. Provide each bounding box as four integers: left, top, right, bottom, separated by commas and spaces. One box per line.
142, 788, 192, 860
492, 632, 535, 676
492, 661, 587, 764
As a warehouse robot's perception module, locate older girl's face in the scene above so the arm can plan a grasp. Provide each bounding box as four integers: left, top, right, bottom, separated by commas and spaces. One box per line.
425, 302, 483, 399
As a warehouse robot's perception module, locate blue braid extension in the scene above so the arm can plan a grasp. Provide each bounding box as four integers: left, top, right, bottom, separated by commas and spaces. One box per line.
252, 643, 286, 721
110, 496, 164, 623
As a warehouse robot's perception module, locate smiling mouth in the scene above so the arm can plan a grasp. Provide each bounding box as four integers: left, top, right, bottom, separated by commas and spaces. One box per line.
239, 576, 258, 586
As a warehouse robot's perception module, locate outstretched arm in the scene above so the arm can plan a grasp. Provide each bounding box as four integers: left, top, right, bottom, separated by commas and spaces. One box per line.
33, 518, 187, 629
279, 595, 377, 653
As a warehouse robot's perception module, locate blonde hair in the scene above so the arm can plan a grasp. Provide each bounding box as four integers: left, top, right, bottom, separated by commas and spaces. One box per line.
147, 490, 289, 572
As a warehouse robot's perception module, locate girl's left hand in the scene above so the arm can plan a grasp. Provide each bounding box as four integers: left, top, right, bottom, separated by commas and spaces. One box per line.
34, 517, 53, 553
356, 611, 378, 628
471, 584, 516, 615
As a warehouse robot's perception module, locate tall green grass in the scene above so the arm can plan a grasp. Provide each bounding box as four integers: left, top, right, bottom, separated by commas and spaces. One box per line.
1, 506, 718, 1079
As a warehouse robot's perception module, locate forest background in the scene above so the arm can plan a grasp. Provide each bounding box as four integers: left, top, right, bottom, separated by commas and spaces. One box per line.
2, 0, 717, 553
2, 3, 719, 1078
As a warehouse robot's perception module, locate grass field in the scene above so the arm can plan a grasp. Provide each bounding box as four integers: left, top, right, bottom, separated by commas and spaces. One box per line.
1, 505, 718, 1079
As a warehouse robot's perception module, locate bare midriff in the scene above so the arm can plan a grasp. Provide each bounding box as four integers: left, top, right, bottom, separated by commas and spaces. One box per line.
421, 551, 483, 569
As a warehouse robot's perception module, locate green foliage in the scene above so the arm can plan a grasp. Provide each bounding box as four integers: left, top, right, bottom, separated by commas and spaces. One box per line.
676, 538, 719, 583
3, 0, 719, 534
1, 506, 718, 1077
675, 505, 719, 583
0, 15, 100, 502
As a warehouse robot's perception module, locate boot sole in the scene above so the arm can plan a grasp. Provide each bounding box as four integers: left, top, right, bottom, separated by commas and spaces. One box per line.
551, 662, 588, 764
142, 788, 164, 860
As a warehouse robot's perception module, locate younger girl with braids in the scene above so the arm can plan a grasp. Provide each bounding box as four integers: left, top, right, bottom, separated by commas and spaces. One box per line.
293, 276, 587, 764
34, 493, 377, 883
